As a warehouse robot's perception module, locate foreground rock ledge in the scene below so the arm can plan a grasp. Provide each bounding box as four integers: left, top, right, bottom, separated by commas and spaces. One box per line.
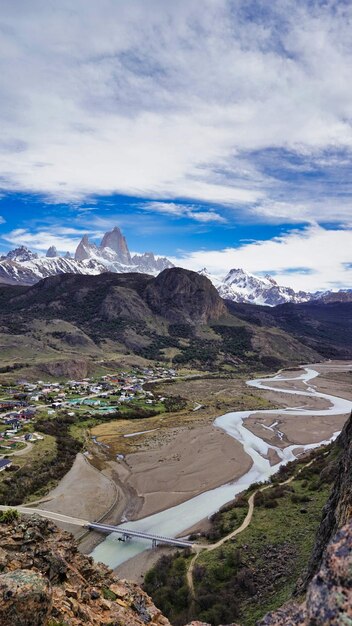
0, 514, 350, 626
0, 514, 170, 626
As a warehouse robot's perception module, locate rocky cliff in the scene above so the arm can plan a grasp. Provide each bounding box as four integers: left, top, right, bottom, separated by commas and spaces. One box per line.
257, 521, 352, 625
299, 411, 352, 591
100, 226, 132, 265
0, 513, 170, 626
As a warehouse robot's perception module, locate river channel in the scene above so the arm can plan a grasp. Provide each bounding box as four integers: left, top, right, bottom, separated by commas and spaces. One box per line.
91, 367, 352, 569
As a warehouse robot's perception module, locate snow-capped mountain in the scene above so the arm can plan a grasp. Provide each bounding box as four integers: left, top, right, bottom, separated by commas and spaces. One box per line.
0, 227, 173, 286
199, 268, 311, 306
0, 248, 105, 286
73, 227, 173, 275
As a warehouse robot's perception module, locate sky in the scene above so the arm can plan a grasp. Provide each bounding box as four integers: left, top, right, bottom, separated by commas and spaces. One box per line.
0, 0, 351, 292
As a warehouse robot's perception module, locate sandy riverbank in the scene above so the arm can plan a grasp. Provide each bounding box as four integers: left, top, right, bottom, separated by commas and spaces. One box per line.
244, 361, 352, 447
123, 422, 253, 519
36, 453, 117, 537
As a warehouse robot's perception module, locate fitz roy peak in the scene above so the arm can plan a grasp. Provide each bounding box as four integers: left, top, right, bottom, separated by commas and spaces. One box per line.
100, 226, 131, 264
0, 227, 173, 286
74, 227, 172, 274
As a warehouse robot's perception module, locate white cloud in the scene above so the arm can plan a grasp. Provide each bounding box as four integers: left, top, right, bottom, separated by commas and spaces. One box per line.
0, 216, 5, 224
0, 0, 351, 223
143, 201, 226, 223
170, 225, 352, 292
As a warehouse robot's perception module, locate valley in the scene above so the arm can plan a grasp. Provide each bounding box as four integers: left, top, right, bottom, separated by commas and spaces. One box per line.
0, 268, 351, 626
1, 354, 350, 626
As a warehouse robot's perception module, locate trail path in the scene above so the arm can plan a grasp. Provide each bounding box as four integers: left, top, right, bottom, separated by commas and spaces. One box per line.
186, 460, 314, 599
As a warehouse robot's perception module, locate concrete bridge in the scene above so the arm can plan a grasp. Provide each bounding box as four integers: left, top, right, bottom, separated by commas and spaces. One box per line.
0, 505, 193, 549
88, 521, 193, 548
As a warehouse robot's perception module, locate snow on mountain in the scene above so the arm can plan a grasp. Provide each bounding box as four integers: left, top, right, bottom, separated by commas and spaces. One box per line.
0, 228, 173, 286
74, 228, 173, 275
311, 289, 352, 303
1, 235, 347, 302
200, 267, 311, 306
0, 255, 105, 286
4, 246, 39, 263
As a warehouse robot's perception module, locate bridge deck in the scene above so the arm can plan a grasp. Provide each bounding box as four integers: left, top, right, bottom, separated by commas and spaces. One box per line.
0, 506, 193, 549
87, 522, 193, 547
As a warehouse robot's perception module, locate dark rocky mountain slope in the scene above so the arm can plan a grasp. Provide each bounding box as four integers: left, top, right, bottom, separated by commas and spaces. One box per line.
0, 269, 351, 379
144, 267, 226, 324
0, 268, 327, 379
227, 299, 352, 359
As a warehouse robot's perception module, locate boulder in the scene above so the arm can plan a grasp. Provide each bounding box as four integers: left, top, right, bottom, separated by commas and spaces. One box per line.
0, 569, 52, 626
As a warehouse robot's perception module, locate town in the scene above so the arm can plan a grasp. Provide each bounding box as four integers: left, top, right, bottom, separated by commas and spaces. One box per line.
0, 366, 178, 472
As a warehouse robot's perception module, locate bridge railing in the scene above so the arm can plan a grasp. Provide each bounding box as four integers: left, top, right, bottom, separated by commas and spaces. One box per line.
87, 522, 193, 548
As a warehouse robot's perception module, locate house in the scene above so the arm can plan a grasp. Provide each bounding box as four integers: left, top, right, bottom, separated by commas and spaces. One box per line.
0, 459, 12, 472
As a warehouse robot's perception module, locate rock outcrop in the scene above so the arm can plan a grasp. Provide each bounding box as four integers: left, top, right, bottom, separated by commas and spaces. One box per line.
0, 514, 170, 626
0, 569, 52, 626
46, 246, 58, 258
5, 246, 38, 262
75, 235, 100, 262
257, 521, 352, 625
299, 411, 352, 590
145, 267, 227, 324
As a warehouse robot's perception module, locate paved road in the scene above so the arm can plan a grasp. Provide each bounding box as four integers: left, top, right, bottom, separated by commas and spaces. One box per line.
0, 506, 194, 548
0, 505, 87, 527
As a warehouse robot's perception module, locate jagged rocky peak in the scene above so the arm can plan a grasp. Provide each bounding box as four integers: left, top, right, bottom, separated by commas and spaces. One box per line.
6, 246, 38, 262
74, 235, 99, 262
73, 227, 174, 274
100, 226, 131, 264
224, 267, 267, 286
64, 251, 71, 258
132, 251, 173, 273
211, 267, 311, 306
46, 245, 58, 258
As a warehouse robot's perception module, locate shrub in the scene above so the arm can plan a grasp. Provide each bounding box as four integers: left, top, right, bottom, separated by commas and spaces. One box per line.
0, 508, 19, 523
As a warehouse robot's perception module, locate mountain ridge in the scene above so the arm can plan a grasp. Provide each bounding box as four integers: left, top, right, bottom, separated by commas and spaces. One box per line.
0, 226, 352, 307
0, 269, 351, 383
0, 226, 173, 286
200, 267, 352, 307
0, 231, 350, 304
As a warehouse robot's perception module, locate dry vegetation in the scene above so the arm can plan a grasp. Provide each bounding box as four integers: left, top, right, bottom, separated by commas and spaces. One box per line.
91, 376, 274, 456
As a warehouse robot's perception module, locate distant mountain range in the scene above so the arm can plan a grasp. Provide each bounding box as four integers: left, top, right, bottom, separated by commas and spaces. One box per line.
0, 226, 350, 305
200, 267, 352, 306
0, 226, 173, 286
